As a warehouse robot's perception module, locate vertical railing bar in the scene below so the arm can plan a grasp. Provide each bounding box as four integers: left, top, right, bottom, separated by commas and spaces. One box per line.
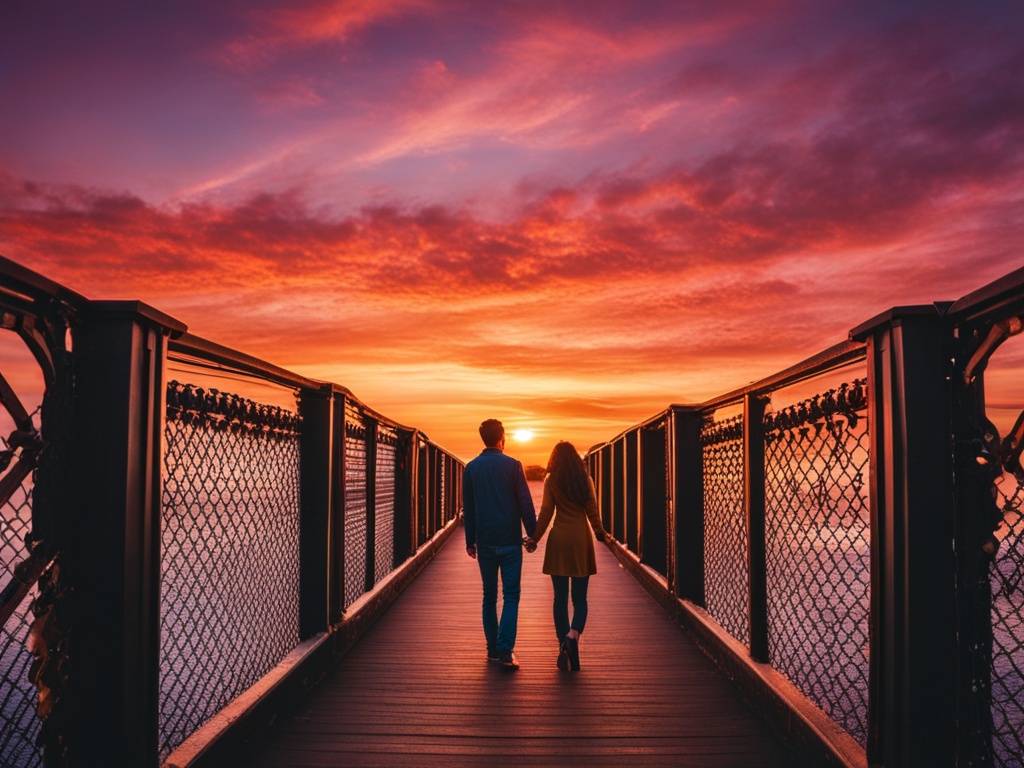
600, 446, 612, 534
640, 425, 667, 574
745, 392, 769, 662
416, 439, 427, 547
391, 429, 412, 565
673, 407, 705, 606
854, 308, 959, 767
434, 445, 443, 533
613, 439, 624, 541
70, 302, 182, 767
298, 383, 333, 638
626, 430, 639, 555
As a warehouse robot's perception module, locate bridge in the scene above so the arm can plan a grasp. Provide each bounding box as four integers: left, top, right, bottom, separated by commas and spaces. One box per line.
1, 254, 1022, 767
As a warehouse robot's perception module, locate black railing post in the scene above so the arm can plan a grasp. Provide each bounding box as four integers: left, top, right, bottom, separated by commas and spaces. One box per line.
640, 425, 667, 574
417, 438, 428, 546
851, 306, 957, 768
625, 430, 639, 554
951, 327, 998, 766
68, 300, 185, 768
393, 429, 415, 561
744, 393, 769, 662
673, 407, 705, 606
600, 446, 612, 533
612, 439, 625, 541
298, 383, 333, 638
587, 451, 599, 523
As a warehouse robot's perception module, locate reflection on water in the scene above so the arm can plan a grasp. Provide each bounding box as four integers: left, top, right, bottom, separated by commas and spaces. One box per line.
528, 480, 544, 512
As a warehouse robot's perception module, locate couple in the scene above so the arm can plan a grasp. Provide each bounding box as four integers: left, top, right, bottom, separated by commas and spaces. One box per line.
463, 418, 611, 672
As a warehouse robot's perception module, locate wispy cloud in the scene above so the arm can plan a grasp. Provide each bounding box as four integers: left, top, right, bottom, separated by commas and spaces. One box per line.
214, 0, 438, 70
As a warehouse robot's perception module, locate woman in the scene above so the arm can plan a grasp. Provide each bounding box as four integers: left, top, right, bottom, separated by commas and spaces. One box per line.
527, 441, 610, 671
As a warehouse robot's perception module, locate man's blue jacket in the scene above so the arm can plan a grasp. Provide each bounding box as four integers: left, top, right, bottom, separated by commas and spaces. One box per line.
463, 447, 537, 548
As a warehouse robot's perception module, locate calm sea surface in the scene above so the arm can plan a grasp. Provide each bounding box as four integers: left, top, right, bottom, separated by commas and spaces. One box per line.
528, 479, 544, 511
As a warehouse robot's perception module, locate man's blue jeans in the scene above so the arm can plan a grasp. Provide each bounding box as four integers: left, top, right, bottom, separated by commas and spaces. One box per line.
477, 544, 523, 653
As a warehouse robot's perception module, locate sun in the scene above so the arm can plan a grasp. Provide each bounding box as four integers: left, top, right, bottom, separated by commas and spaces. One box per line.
513, 428, 534, 442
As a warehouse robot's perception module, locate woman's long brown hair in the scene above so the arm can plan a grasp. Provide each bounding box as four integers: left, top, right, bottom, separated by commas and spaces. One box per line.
546, 441, 590, 505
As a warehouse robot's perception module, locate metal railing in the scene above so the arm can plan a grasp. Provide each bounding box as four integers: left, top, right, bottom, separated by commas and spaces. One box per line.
762, 377, 870, 746
0, 404, 42, 768
587, 265, 1024, 768
700, 413, 749, 647
588, 348, 870, 760
0, 255, 463, 767
945, 271, 1024, 768
0, 260, 76, 768
159, 382, 303, 760
6, 248, 1024, 768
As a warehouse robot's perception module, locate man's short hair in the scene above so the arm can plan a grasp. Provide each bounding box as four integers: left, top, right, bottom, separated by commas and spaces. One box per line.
479, 419, 505, 447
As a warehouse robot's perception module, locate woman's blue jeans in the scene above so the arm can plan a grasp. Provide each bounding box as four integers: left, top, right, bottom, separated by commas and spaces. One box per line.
477, 544, 523, 653
551, 574, 590, 641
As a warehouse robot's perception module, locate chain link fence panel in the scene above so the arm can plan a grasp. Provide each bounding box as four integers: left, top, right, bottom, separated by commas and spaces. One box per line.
160, 383, 301, 762
701, 414, 749, 646
763, 379, 870, 748
374, 428, 397, 585
991, 469, 1024, 766
0, 413, 41, 768
344, 410, 368, 608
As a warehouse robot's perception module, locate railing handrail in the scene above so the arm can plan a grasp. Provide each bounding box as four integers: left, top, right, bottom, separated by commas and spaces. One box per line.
688, 338, 867, 412
0, 256, 450, 455
588, 338, 867, 453
169, 332, 326, 393
947, 264, 1024, 322
584, 264, 1024, 768
0, 252, 468, 768
169, 332, 447, 447
0, 254, 86, 308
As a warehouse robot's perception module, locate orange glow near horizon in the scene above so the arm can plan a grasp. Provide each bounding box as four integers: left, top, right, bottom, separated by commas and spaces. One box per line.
1, 2, 1023, 466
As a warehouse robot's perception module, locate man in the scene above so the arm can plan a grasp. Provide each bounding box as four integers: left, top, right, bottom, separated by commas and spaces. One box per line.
463, 419, 537, 670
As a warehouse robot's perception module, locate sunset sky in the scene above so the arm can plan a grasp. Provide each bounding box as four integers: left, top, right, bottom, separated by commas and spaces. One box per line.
1, 1, 1023, 465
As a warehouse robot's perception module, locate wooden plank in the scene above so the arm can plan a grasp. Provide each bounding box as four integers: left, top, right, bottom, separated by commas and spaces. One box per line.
244, 532, 808, 768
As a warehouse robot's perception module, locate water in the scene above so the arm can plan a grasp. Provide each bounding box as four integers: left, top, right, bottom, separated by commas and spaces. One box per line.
528, 480, 545, 513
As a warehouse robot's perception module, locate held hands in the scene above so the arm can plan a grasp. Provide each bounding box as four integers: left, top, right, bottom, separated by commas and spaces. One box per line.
522, 536, 538, 553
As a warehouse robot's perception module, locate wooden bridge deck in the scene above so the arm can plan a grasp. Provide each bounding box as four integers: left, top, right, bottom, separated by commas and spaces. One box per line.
244, 532, 807, 767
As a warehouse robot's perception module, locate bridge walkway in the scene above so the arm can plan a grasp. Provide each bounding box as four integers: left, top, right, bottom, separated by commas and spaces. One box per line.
243, 530, 808, 767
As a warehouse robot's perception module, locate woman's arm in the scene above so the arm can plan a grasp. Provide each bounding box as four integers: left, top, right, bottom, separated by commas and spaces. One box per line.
532, 476, 556, 543
584, 476, 610, 543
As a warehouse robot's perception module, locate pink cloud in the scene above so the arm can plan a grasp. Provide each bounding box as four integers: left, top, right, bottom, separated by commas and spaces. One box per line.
255, 78, 327, 113
214, 0, 437, 70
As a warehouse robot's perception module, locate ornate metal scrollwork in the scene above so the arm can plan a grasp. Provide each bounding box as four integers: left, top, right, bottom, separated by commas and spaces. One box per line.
0, 269, 75, 765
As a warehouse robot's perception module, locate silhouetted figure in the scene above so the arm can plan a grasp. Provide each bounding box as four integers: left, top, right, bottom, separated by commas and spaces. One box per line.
463, 419, 537, 670
526, 441, 610, 671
